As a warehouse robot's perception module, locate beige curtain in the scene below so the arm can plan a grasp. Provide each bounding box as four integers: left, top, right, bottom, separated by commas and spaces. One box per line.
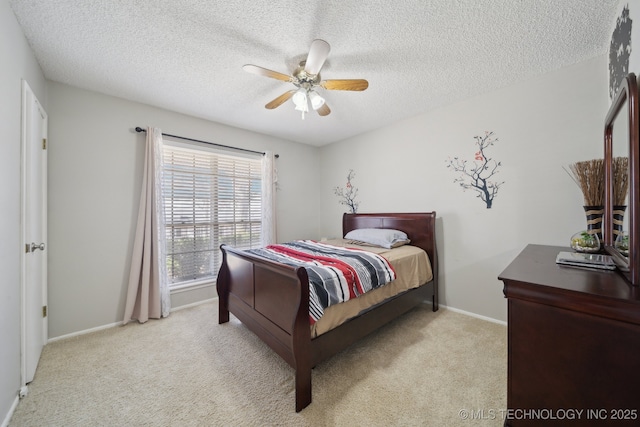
123, 127, 170, 324
261, 151, 277, 246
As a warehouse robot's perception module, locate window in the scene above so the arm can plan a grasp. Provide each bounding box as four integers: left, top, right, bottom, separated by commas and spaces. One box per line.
162, 141, 263, 286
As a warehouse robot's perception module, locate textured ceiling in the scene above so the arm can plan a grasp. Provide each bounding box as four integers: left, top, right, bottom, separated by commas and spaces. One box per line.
10, 0, 619, 146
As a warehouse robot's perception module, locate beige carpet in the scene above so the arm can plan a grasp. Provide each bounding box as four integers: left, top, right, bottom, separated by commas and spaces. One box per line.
10, 301, 507, 426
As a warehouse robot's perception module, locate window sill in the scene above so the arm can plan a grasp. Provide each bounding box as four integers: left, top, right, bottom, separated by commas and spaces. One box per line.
169, 279, 216, 294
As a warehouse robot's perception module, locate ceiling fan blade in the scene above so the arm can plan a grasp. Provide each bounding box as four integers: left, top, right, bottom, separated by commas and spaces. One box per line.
243, 64, 292, 82
304, 39, 330, 75
316, 103, 331, 117
320, 79, 369, 91
265, 90, 296, 109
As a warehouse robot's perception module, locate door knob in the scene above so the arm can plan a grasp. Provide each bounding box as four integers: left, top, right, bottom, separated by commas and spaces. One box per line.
30, 242, 45, 252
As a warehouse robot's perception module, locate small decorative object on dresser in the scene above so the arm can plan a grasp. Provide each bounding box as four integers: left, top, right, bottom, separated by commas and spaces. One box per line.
611, 156, 629, 241
569, 230, 600, 253
555, 250, 616, 270
616, 232, 630, 257
565, 159, 604, 244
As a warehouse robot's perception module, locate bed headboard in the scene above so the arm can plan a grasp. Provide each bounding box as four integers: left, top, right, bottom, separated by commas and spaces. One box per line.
342, 212, 438, 270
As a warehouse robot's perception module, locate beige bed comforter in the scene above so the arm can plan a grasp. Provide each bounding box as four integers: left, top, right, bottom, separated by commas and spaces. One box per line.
310, 239, 433, 337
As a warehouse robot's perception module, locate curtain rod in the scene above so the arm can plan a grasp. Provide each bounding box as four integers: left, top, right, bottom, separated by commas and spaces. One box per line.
134, 127, 279, 158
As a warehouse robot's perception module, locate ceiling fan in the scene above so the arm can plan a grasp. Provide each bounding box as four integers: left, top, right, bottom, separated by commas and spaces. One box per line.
243, 39, 369, 119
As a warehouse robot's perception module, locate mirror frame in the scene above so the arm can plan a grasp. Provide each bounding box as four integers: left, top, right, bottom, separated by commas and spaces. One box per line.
605, 72, 640, 286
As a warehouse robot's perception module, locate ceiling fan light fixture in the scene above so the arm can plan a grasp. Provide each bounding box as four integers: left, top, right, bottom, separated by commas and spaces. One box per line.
292, 88, 309, 119
309, 90, 325, 110
292, 89, 307, 108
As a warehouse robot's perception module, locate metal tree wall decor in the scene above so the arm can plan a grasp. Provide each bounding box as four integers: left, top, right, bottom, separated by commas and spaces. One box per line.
334, 169, 359, 213
609, 4, 632, 100
445, 131, 505, 209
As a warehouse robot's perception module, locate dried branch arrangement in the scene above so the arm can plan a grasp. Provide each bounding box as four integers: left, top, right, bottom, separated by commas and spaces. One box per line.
613, 156, 629, 205
565, 159, 605, 206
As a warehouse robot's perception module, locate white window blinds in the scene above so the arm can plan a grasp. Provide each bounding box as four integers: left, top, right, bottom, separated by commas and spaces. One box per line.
162, 142, 263, 285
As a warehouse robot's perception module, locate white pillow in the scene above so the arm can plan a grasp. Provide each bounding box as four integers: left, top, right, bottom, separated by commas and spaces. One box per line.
344, 228, 410, 249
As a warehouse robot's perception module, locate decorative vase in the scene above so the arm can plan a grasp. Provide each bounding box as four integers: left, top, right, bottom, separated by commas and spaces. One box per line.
613, 205, 627, 241
583, 205, 604, 244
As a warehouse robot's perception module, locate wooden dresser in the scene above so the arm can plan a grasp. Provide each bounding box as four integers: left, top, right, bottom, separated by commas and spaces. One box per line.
498, 244, 640, 426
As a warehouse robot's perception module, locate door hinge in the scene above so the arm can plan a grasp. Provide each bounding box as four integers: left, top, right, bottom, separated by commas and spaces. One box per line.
42, 138, 47, 150
42, 306, 47, 317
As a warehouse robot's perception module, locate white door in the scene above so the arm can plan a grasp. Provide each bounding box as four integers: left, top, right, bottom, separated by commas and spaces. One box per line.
21, 80, 48, 386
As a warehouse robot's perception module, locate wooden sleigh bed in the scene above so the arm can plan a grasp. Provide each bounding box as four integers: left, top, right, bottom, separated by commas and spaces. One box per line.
216, 212, 439, 411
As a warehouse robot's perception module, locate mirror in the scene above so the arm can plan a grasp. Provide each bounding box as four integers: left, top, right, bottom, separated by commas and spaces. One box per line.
604, 73, 639, 285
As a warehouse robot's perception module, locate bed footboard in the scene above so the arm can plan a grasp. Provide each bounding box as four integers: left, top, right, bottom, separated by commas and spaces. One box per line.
217, 244, 313, 411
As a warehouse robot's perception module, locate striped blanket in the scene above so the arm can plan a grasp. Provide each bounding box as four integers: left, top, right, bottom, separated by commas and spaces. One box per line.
247, 240, 396, 324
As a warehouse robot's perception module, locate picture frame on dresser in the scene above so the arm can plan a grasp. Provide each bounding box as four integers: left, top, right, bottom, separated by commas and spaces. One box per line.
604, 72, 640, 285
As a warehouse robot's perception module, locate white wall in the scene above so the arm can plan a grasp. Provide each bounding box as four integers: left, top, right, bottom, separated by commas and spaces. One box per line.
0, 0, 47, 424
320, 55, 609, 322
46, 82, 321, 338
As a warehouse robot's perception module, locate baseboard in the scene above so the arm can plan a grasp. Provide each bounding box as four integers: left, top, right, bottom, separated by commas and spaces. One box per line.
48, 320, 123, 343
439, 304, 507, 326
47, 298, 218, 343
46, 297, 504, 344
1, 394, 20, 427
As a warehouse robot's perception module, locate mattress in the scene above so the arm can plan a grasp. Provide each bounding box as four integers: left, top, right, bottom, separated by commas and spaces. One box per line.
310, 239, 433, 337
